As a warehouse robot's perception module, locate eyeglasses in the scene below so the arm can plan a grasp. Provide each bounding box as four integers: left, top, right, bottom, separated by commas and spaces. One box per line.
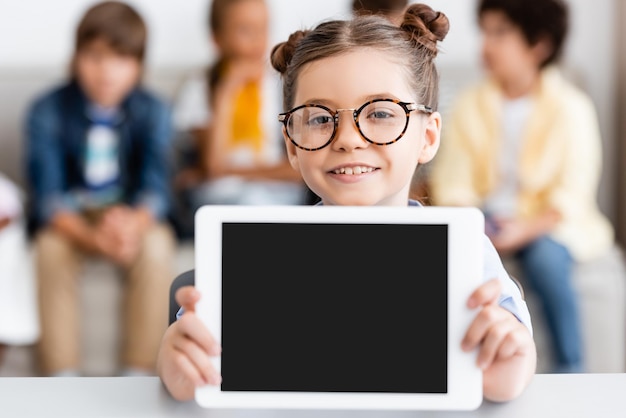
278, 98, 432, 151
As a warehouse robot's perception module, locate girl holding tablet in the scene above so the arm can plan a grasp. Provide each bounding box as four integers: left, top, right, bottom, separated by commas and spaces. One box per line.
157, 3, 536, 403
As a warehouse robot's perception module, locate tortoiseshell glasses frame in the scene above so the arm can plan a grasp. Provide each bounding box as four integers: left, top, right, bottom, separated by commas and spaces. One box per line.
278, 98, 433, 151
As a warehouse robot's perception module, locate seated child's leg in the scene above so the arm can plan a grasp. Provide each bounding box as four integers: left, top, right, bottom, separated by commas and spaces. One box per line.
35, 228, 83, 375
121, 223, 176, 373
516, 235, 583, 372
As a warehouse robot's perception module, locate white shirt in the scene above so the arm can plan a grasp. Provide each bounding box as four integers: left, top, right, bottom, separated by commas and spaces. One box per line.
483, 95, 533, 218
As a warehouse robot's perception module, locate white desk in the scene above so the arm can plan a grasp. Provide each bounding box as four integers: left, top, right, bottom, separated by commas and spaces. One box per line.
1, 374, 624, 417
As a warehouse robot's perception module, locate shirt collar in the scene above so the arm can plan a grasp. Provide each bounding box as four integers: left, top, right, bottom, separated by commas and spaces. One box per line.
315, 200, 422, 207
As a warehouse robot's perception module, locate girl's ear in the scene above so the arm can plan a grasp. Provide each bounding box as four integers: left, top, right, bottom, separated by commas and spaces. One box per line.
283, 127, 301, 171
418, 111, 442, 164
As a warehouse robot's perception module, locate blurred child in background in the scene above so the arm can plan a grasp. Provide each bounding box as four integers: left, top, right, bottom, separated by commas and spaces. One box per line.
0, 173, 39, 367
172, 0, 307, 224
429, 0, 614, 373
24, 1, 175, 377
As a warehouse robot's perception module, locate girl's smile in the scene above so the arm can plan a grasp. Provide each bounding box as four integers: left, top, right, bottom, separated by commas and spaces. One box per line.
328, 163, 379, 183
284, 49, 440, 207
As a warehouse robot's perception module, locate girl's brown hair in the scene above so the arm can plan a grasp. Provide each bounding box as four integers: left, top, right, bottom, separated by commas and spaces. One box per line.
352, 0, 409, 17
270, 3, 449, 113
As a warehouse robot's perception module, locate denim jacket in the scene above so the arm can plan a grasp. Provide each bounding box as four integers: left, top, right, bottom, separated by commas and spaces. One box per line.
25, 80, 173, 231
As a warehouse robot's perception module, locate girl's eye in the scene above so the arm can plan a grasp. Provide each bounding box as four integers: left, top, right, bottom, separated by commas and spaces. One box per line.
362, 101, 404, 123
367, 110, 395, 120
307, 114, 333, 126
364, 107, 400, 123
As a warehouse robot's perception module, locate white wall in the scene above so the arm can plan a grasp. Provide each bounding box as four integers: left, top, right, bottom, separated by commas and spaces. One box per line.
0, 0, 619, 223
0, 0, 482, 69
0, 0, 353, 70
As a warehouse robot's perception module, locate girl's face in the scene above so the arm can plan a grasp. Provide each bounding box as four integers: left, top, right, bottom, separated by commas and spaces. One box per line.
479, 10, 547, 85
214, 0, 269, 61
284, 49, 441, 207
75, 38, 141, 108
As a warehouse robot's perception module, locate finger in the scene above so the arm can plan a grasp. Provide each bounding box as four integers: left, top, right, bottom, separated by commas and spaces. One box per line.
170, 348, 210, 387
490, 237, 503, 250
462, 304, 509, 351
97, 220, 117, 238
494, 217, 512, 227
492, 240, 512, 256
104, 207, 131, 229
176, 286, 201, 313
116, 249, 137, 267
173, 335, 221, 385
119, 238, 140, 257
101, 207, 120, 224
109, 204, 129, 216
176, 313, 221, 356
495, 325, 531, 361
475, 318, 517, 370
467, 278, 502, 309
107, 218, 128, 236
95, 235, 118, 258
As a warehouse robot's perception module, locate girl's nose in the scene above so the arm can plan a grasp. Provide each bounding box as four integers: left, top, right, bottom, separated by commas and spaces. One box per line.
331, 110, 368, 152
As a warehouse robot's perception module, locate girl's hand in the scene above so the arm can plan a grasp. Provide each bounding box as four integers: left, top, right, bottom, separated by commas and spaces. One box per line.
462, 278, 536, 402
157, 286, 222, 401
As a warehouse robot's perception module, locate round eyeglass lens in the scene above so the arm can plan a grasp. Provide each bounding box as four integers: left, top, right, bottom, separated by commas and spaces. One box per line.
287, 106, 335, 150
357, 101, 408, 143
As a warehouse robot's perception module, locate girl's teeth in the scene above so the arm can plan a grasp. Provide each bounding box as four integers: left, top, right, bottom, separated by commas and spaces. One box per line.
334, 166, 373, 175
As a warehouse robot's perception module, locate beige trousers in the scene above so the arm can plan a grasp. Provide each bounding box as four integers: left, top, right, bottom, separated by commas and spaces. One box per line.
35, 223, 175, 375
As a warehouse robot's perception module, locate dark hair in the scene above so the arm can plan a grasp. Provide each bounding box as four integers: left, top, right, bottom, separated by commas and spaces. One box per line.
210, 0, 248, 35
74, 1, 147, 62
206, 0, 267, 100
478, 0, 568, 68
271, 3, 449, 112
352, 0, 409, 16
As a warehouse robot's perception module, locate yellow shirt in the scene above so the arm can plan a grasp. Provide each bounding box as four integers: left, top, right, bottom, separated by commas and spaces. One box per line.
230, 79, 264, 154
430, 67, 613, 261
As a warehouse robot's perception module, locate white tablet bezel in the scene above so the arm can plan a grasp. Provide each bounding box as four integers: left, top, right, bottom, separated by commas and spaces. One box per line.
194, 205, 484, 410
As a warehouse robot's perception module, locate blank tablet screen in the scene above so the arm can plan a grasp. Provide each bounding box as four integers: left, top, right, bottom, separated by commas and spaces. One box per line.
220, 222, 448, 394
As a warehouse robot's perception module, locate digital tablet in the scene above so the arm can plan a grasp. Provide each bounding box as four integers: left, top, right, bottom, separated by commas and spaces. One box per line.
194, 205, 484, 410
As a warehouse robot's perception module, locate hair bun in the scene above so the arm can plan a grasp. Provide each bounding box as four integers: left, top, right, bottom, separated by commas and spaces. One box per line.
400, 3, 450, 58
271, 30, 309, 75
